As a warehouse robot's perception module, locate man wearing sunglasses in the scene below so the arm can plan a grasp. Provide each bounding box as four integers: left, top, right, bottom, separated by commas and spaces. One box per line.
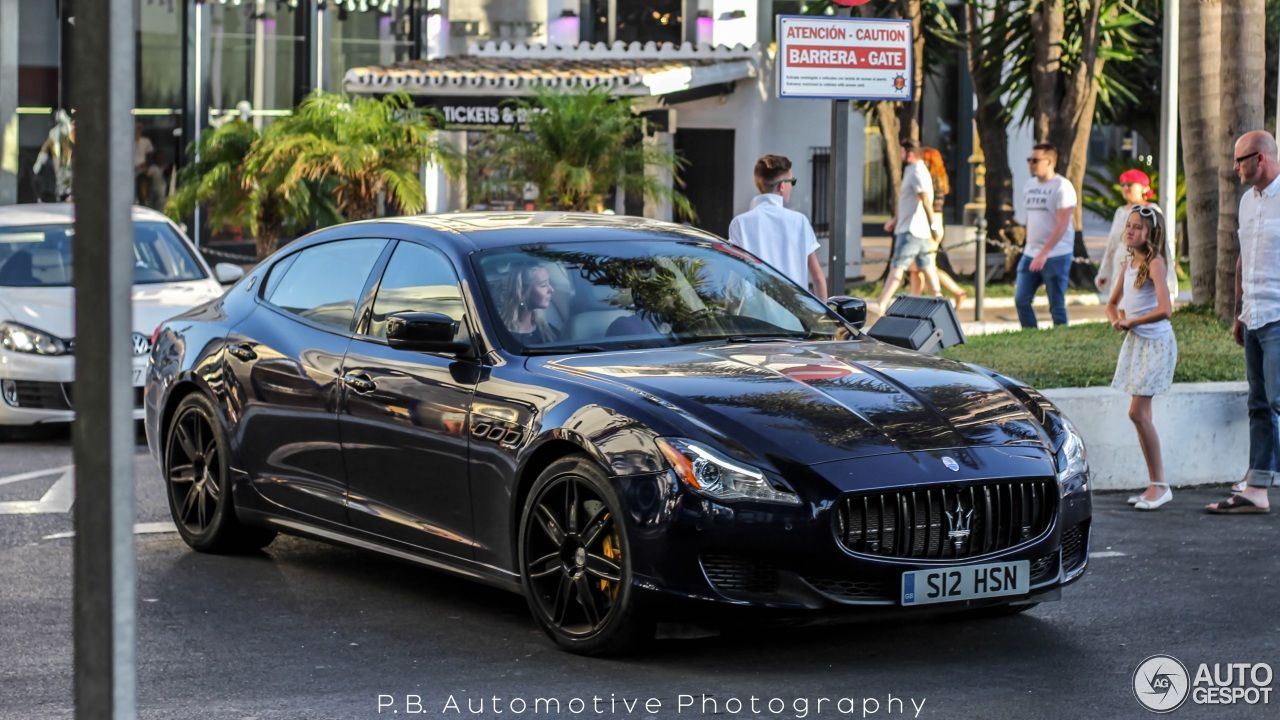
1016, 142, 1077, 328
728, 154, 827, 301
1207, 130, 1280, 514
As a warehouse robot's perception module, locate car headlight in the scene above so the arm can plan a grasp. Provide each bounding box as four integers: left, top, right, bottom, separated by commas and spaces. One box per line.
0, 322, 69, 356
1055, 419, 1088, 482
656, 437, 800, 505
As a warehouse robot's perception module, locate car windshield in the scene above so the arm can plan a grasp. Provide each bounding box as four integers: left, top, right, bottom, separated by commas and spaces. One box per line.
0, 221, 206, 287
474, 240, 849, 354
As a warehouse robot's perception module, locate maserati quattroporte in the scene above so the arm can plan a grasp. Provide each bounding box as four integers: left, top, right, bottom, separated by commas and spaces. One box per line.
145, 213, 1091, 655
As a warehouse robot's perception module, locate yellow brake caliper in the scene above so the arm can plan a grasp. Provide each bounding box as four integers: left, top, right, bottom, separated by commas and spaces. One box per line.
600, 514, 621, 601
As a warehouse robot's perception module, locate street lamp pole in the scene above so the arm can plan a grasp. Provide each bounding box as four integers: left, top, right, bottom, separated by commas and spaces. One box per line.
1159, 0, 1179, 235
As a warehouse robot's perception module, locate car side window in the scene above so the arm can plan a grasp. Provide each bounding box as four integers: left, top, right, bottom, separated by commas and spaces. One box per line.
368, 242, 469, 344
265, 239, 388, 332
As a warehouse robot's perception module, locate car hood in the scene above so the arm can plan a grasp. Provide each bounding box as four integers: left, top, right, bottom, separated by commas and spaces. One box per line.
0, 280, 225, 339
539, 340, 1049, 465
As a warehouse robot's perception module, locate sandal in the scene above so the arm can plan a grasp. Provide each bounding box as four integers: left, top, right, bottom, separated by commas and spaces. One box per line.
1205, 494, 1270, 514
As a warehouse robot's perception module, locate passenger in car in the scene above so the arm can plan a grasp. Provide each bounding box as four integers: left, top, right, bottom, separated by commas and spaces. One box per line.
500, 262, 560, 345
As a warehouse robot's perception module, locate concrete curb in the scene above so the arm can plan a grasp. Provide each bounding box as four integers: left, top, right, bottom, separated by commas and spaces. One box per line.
1041, 382, 1247, 492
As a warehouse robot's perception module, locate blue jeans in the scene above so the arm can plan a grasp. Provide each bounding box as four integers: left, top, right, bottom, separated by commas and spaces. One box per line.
1244, 321, 1280, 488
1015, 254, 1071, 328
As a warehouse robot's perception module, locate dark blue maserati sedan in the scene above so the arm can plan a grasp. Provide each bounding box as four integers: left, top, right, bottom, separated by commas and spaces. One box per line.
144, 213, 1091, 655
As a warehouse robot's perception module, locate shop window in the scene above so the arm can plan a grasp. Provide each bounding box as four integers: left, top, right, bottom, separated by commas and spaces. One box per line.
206, 1, 302, 121
329, 1, 417, 91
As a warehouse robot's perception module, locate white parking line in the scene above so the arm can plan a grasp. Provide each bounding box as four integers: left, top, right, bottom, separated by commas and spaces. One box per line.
42, 521, 177, 541
1089, 551, 1126, 558
0, 467, 75, 515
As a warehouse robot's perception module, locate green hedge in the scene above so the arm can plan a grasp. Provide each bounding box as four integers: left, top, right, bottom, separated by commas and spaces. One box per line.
940, 304, 1246, 388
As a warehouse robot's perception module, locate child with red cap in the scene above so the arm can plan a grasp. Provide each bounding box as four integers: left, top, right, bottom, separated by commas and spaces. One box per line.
1096, 168, 1179, 299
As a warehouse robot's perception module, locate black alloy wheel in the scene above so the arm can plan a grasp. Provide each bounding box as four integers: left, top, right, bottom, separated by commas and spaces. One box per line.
164, 393, 275, 554
519, 454, 651, 655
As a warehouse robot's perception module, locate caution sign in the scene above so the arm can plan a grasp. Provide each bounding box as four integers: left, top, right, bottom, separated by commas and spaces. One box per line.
777, 15, 913, 101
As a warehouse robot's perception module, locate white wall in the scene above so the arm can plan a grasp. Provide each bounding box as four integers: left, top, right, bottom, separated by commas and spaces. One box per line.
676, 46, 865, 280
1042, 383, 1249, 491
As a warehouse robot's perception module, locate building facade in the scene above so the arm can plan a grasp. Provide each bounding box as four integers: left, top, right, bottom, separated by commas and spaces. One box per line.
1, 1, 983, 281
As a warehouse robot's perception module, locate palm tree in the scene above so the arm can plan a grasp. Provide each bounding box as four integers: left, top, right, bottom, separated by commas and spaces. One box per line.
478, 86, 693, 219
246, 91, 459, 223
165, 119, 260, 250
1217, 0, 1266, 320
1178, 0, 1221, 306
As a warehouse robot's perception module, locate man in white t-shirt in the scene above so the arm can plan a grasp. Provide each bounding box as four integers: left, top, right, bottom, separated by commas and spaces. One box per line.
728, 154, 828, 301
1016, 142, 1077, 328
878, 139, 941, 309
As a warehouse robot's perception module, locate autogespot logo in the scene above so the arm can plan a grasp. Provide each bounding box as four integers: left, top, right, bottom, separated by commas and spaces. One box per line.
1134, 655, 1191, 713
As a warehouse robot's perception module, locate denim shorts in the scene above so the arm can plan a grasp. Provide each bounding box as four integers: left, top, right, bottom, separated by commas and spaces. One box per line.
889, 233, 935, 272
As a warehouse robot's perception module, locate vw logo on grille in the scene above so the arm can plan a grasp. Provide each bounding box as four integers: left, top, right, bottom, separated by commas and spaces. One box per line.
131, 333, 151, 357
941, 456, 959, 472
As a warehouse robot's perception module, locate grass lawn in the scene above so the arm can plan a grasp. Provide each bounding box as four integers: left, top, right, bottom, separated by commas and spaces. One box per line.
939, 304, 1246, 388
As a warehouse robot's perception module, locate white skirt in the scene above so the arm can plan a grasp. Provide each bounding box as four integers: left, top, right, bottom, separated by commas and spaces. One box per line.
1112, 332, 1178, 396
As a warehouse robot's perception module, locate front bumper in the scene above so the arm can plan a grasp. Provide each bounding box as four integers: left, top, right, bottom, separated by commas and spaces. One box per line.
0, 351, 147, 426
614, 446, 1092, 618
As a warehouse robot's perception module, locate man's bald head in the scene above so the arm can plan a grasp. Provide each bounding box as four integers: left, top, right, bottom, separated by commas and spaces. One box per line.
1238, 130, 1278, 160
1235, 131, 1280, 191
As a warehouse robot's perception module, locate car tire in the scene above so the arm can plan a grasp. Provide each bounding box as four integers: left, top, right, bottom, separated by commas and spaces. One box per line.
164, 393, 276, 554
518, 454, 652, 656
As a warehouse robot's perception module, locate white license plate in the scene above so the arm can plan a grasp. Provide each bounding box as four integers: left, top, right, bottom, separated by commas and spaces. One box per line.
132, 366, 146, 387
901, 560, 1030, 606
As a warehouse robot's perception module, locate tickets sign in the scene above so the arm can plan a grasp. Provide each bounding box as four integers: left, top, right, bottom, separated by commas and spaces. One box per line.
776, 15, 913, 101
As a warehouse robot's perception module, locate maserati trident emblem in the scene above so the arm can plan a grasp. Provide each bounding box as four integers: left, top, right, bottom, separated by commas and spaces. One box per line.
131, 333, 151, 357
945, 498, 973, 552
941, 456, 959, 472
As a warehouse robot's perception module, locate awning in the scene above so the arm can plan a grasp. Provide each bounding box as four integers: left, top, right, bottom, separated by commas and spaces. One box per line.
343, 41, 758, 99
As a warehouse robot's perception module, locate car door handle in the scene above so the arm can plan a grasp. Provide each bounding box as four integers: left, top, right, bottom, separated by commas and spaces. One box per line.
343, 373, 376, 393
227, 343, 257, 361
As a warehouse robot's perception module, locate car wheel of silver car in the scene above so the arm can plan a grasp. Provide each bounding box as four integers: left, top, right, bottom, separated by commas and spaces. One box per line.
164, 393, 276, 554
519, 454, 652, 655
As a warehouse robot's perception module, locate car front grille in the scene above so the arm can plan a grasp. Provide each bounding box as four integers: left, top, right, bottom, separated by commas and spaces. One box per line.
802, 577, 890, 602
1030, 551, 1059, 583
2, 381, 143, 411
836, 480, 1057, 561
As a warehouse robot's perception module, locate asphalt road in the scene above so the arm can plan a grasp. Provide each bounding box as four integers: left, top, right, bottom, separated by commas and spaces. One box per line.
1, 430, 1276, 720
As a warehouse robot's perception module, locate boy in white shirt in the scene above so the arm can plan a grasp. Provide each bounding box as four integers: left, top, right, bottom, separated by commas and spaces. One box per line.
878, 139, 942, 309
728, 154, 828, 301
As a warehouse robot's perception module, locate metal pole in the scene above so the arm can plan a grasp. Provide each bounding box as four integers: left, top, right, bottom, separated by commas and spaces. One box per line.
975, 219, 986, 321
1159, 0, 1179, 232
829, 101, 849, 296
827, 4, 853, 296
70, 0, 137, 717
193, 0, 204, 246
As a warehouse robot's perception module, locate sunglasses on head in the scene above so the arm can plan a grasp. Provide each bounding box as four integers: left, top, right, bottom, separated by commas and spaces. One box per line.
1133, 205, 1161, 227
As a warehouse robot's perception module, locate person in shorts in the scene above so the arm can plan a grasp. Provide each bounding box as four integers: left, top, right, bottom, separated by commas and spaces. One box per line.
878, 139, 941, 310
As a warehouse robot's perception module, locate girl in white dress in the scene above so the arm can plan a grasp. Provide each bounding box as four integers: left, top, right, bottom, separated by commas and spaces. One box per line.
1105, 206, 1177, 511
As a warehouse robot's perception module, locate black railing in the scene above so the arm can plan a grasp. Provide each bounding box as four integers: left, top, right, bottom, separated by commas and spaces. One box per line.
811, 146, 831, 238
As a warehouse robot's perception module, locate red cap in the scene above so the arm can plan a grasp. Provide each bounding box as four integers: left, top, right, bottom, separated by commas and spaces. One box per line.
1119, 169, 1151, 186
1118, 169, 1152, 198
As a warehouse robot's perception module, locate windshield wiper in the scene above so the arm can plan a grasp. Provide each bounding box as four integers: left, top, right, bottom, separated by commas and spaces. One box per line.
523, 345, 607, 356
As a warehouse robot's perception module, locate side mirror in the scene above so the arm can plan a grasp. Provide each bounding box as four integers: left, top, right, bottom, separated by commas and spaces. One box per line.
386, 312, 471, 355
214, 263, 245, 285
826, 296, 867, 330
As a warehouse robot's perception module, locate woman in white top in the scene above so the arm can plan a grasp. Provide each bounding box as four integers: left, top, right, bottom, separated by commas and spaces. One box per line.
1096, 168, 1178, 300
1105, 206, 1177, 511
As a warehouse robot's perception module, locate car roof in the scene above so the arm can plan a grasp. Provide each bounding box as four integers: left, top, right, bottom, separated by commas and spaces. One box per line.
0, 203, 172, 227
351, 211, 722, 249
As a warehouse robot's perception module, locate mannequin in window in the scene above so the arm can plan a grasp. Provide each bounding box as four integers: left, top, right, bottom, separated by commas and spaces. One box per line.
501, 263, 560, 345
